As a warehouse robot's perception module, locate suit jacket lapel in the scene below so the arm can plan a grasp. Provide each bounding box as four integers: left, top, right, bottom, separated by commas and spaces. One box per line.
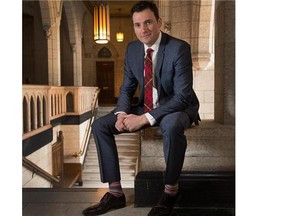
135, 44, 145, 84
155, 32, 167, 92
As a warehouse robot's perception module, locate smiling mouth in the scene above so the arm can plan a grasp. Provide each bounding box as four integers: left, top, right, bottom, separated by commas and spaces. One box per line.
142, 34, 151, 39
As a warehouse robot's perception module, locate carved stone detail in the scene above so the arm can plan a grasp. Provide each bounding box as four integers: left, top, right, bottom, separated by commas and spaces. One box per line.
43, 25, 52, 39
164, 22, 171, 34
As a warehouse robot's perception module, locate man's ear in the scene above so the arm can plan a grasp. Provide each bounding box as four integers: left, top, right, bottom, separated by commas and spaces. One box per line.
158, 18, 163, 28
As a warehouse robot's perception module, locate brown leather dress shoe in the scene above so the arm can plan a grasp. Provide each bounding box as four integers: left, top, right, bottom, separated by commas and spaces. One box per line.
82, 192, 126, 215
147, 192, 180, 216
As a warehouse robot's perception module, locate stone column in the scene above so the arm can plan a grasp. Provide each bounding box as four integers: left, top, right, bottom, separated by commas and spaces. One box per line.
158, 0, 171, 34
26, 103, 31, 132
214, 1, 235, 125
170, 1, 191, 43
44, 17, 61, 86
38, 99, 44, 128
71, 39, 83, 86
191, 0, 215, 71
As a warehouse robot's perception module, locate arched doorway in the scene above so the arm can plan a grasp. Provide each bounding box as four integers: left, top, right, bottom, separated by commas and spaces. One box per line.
96, 47, 116, 105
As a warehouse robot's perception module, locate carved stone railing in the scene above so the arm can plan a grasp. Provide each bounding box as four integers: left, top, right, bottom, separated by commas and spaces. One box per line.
22, 85, 100, 139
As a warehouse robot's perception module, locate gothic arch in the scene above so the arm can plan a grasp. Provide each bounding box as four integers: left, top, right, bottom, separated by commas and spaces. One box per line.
23, 97, 29, 133
63, 1, 86, 45
94, 43, 119, 58
98, 47, 112, 58
66, 91, 74, 112
38, 0, 63, 32
30, 96, 36, 130
190, 0, 215, 70
63, 1, 79, 45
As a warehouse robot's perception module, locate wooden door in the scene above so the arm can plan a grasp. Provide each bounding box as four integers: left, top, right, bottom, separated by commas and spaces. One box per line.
96, 61, 116, 105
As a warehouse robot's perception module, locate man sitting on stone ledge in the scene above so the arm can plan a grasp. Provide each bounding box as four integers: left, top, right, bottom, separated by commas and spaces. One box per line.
82, 1, 200, 216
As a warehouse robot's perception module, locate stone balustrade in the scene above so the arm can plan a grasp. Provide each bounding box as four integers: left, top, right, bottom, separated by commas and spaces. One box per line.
22, 85, 100, 138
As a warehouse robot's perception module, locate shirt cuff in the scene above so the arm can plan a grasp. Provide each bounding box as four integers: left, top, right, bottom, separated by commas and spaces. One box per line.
114, 111, 127, 116
145, 113, 156, 126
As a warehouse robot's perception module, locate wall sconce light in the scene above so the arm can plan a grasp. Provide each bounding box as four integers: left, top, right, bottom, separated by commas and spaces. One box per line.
116, 8, 124, 42
94, 2, 110, 44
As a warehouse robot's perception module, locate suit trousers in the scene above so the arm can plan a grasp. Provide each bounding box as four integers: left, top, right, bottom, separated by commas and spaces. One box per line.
91, 106, 191, 185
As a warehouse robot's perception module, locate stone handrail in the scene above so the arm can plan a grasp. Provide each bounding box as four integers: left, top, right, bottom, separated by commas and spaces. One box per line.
22, 85, 100, 138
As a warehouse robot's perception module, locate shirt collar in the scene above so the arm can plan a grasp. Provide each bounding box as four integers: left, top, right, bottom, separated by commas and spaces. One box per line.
144, 31, 162, 53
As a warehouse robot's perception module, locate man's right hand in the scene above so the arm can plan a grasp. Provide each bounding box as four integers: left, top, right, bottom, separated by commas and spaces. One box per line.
115, 113, 127, 132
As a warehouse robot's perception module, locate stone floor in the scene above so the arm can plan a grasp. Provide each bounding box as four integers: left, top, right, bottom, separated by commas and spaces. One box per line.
23, 188, 235, 216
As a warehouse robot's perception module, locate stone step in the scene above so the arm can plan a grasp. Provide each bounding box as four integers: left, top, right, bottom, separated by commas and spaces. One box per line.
84, 158, 137, 164
117, 152, 140, 157
85, 152, 139, 159
84, 164, 135, 171
84, 163, 136, 170
86, 154, 137, 161
87, 145, 139, 152
87, 147, 140, 152
85, 155, 137, 161
83, 173, 135, 181
83, 171, 135, 178
89, 135, 139, 142
117, 140, 140, 146
82, 170, 135, 180
87, 141, 140, 153
85, 155, 138, 161
117, 132, 140, 138
88, 137, 139, 147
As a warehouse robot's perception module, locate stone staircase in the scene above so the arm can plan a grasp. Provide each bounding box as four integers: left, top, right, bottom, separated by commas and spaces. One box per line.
76, 106, 141, 188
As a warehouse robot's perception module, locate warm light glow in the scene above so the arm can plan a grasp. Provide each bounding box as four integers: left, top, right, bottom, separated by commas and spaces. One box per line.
116, 32, 124, 42
116, 8, 124, 42
94, 3, 110, 44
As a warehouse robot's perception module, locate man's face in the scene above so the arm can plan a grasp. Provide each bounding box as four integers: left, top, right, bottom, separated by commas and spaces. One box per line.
132, 8, 162, 47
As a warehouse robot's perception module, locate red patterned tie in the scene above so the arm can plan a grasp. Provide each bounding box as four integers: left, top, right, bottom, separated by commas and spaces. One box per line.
144, 48, 154, 113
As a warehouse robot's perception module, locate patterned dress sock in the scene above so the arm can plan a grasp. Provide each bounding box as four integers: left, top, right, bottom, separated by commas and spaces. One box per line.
164, 183, 179, 196
109, 181, 124, 197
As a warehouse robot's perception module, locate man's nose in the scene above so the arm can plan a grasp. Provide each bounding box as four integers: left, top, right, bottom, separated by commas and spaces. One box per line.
140, 24, 148, 32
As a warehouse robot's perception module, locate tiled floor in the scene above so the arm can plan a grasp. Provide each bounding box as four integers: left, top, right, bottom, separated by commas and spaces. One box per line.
23, 188, 234, 216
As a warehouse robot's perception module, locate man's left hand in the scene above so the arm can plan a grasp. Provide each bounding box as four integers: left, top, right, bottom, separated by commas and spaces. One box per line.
123, 114, 149, 132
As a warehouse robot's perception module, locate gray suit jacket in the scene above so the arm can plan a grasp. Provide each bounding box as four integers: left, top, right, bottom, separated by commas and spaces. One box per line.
115, 32, 200, 125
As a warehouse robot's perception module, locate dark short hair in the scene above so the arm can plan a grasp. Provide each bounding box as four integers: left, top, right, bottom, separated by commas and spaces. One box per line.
130, 1, 160, 20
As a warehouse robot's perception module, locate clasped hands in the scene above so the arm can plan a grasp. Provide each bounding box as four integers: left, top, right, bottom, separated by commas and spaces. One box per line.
115, 113, 149, 132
